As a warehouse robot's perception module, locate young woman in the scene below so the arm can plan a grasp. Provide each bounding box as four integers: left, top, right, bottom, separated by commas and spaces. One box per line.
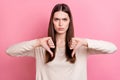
6, 3, 117, 80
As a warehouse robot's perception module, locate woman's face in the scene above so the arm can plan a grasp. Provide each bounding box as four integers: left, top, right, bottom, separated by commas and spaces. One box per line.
53, 11, 70, 34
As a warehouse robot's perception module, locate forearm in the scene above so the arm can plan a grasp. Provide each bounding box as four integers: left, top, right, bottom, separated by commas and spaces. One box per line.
6, 39, 39, 57
85, 39, 117, 54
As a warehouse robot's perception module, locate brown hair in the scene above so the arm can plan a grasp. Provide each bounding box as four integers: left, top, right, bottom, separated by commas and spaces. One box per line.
46, 3, 76, 63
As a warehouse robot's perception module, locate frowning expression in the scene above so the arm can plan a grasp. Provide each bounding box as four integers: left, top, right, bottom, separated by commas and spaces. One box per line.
53, 11, 70, 34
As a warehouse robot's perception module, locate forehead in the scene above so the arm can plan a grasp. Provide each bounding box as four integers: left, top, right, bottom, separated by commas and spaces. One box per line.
53, 11, 69, 18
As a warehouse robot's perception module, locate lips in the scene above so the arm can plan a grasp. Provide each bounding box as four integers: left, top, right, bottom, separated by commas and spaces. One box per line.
58, 28, 64, 30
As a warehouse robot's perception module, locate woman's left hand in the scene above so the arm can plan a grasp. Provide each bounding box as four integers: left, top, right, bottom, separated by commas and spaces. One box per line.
69, 38, 88, 57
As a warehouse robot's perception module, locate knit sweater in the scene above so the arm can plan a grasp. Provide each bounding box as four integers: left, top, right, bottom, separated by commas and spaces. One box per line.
6, 39, 117, 80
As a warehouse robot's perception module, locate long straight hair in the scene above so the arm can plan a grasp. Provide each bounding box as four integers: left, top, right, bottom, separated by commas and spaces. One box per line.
46, 3, 76, 63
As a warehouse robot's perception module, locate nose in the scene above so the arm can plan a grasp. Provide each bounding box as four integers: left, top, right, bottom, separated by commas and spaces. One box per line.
59, 20, 63, 26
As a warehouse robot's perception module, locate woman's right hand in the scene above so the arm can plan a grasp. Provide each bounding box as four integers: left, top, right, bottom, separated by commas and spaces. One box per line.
36, 37, 55, 57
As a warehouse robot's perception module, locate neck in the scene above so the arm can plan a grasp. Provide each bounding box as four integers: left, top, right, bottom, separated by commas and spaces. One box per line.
56, 33, 66, 48
56, 33, 66, 41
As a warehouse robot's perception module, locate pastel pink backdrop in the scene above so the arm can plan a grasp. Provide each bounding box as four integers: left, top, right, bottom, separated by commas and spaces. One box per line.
0, 0, 120, 80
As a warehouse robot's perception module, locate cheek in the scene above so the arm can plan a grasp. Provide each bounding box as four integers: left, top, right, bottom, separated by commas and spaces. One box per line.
53, 21, 58, 27
53, 22, 58, 30
65, 22, 70, 28
64, 25, 69, 32
66, 26, 69, 30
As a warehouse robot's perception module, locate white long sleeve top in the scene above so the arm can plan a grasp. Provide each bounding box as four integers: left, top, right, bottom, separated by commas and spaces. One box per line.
6, 39, 117, 80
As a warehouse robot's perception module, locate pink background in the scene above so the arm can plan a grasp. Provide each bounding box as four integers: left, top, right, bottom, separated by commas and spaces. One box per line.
0, 0, 120, 80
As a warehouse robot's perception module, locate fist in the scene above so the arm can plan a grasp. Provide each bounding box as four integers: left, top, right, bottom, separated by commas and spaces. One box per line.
37, 37, 55, 57
69, 37, 88, 57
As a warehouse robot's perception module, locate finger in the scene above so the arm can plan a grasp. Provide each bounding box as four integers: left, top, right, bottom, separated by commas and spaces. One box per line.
70, 44, 76, 49
69, 41, 77, 49
71, 42, 77, 46
45, 45, 53, 57
49, 44, 55, 48
70, 38, 77, 45
47, 39, 55, 48
48, 39, 54, 44
72, 48, 77, 57
71, 43, 81, 57
71, 38, 77, 42
46, 48, 53, 57
43, 37, 52, 41
69, 41, 76, 46
72, 50, 75, 57
70, 39, 76, 43
72, 42, 83, 57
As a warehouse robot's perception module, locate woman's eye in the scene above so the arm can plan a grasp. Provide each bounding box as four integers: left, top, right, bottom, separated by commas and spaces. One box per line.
54, 18, 59, 21
53, 18, 68, 21
63, 18, 67, 21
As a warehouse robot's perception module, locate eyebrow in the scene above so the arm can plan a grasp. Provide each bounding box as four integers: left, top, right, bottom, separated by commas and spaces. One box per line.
53, 17, 68, 20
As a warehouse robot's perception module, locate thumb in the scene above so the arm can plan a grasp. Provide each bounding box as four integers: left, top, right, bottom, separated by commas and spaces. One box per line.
72, 49, 76, 57
46, 47, 53, 57
72, 50, 75, 57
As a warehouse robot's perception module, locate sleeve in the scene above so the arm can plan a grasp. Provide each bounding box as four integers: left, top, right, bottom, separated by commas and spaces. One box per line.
6, 39, 38, 57
85, 39, 117, 54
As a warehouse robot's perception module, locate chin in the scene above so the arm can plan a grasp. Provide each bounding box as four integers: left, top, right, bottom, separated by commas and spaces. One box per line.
57, 31, 66, 34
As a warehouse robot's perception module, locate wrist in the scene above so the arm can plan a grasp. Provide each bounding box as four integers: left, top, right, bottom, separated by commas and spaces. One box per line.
82, 39, 88, 47
34, 39, 41, 47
